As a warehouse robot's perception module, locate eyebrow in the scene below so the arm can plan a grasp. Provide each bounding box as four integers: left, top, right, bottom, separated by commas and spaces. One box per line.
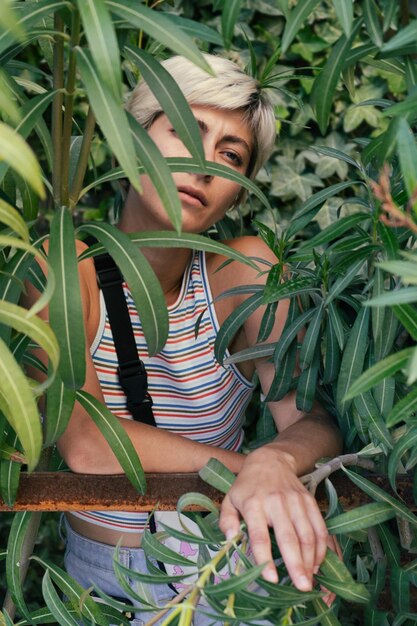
196, 118, 251, 156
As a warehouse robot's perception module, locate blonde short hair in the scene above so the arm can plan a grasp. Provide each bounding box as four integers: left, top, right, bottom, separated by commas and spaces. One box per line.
127, 54, 276, 179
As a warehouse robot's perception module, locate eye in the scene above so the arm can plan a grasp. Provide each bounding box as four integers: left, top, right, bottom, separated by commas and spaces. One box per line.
223, 150, 243, 167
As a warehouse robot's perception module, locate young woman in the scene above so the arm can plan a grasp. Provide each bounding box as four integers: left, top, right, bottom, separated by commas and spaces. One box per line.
27, 54, 342, 624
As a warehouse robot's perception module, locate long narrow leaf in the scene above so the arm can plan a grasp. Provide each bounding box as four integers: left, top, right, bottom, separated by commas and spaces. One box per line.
396, 118, 417, 211
222, 0, 243, 49
336, 307, 369, 414
0, 338, 42, 471
76, 0, 121, 99
363, 0, 383, 47
75, 47, 140, 193
311, 20, 362, 134
215, 292, 264, 365
78, 222, 168, 355
125, 46, 205, 168
76, 390, 146, 494
5, 512, 33, 622
299, 302, 324, 370
326, 502, 396, 534
0, 122, 44, 198
49, 207, 85, 389
387, 425, 417, 492
127, 114, 183, 233
386, 387, 417, 428
199, 457, 236, 494
344, 347, 414, 401
281, 0, 321, 53
42, 570, 80, 626
106, 0, 212, 73
332, 0, 353, 36
343, 467, 417, 528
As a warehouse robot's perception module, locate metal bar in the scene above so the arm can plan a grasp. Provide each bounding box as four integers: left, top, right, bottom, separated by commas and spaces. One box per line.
0, 472, 415, 511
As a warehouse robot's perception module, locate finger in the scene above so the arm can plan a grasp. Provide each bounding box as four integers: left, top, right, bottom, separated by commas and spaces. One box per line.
243, 506, 278, 583
271, 500, 312, 591
219, 494, 242, 541
304, 500, 329, 572
287, 497, 317, 580
321, 586, 336, 607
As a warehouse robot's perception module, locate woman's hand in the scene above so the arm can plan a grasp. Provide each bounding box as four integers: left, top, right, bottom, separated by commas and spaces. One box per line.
218, 446, 329, 592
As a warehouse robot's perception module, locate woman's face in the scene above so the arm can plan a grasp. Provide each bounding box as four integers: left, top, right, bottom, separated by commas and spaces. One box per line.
126, 105, 253, 233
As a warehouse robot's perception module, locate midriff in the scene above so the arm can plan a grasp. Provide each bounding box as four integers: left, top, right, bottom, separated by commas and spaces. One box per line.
66, 512, 143, 548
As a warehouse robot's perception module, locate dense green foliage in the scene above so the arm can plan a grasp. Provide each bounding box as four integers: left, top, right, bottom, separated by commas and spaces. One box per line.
1, 0, 417, 624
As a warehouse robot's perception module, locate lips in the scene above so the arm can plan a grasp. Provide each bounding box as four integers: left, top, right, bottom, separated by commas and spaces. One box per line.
177, 186, 208, 206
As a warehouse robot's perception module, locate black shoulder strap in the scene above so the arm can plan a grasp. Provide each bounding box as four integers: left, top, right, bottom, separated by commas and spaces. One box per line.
88, 239, 156, 427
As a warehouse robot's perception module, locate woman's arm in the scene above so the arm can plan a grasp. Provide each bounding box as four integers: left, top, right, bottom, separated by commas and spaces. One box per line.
215, 237, 342, 591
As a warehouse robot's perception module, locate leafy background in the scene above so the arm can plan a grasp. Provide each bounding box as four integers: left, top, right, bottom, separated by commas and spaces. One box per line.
1, 0, 417, 624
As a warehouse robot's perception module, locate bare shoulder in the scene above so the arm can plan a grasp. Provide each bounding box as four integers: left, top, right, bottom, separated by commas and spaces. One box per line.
206, 235, 276, 295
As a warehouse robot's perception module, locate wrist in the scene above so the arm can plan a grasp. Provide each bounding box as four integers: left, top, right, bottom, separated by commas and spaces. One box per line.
249, 444, 298, 474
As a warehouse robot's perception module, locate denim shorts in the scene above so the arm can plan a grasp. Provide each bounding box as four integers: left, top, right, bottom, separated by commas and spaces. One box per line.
63, 517, 224, 626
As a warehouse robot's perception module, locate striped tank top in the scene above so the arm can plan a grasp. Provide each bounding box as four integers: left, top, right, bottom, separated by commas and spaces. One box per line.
72, 250, 254, 532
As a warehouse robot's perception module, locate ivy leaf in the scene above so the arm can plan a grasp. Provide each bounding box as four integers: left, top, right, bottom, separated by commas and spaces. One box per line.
270, 156, 324, 202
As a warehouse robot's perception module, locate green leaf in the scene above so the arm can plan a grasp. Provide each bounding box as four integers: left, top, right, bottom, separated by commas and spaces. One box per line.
326, 258, 366, 305
353, 393, 393, 450
311, 597, 343, 625
163, 14, 223, 46
393, 304, 417, 341
222, 0, 243, 48
386, 387, 417, 428
112, 553, 193, 585
106, 0, 212, 73
332, 0, 353, 36
372, 268, 386, 345
381, 20, 417, 53
273, 308, 316, 368
344, 347, 414, 401
204, 564, 265, 598
199, 457, 236, 494
81, 231, 260, 273
125, 46, 205, 170
281, 0, 321, 54
31, 556, 111, 625
299, 302, 324, 370
323, 317, 341, 384
0, 338, 42, 471
42, 570, 80, 626
336, 307, 369, 414
78, 222, 168, 356
44, 375, 75, 446
0, 299, 59, 393
0, 198, 29, 242
316, 573, 370, 603
76, 0, 121, 99
75, 47, 140, 193
263, 277, 318, 305
396, 118, 417, 212
0, 0, 70, 57
363, 0, 383, 47
266, 339, 297, 400
128, 114, 183, 233
296, 343, 320, 412
214, 291, 264, 365
343, 467, 417, 529
299, 213, 370, 251
328, 301, 345, 351
5, 512, 33, 622
311, 20, 362, 134
49, 207, 85, 389
0, 122, 45, 198
76, 390, 146, 494
387, 425, 417, 492
142, 529, 196, 566
326, 502, 396, 534
313, 145, 360, 170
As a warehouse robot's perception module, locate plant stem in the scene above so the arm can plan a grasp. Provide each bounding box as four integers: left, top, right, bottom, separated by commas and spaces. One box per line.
61, 8, 81, 209
400, 0, 410, 26
69, 106, 96, 210
144, 531, 244, 626
300, 453, 376, 495
52, 13, 65, 209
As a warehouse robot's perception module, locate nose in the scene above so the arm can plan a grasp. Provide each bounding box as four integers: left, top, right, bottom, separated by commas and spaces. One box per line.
196, 171, 214, 184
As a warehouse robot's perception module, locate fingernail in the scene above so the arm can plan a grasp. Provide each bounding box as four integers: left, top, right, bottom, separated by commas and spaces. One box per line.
264, 569, 278, 583
299, 575, 312, 590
